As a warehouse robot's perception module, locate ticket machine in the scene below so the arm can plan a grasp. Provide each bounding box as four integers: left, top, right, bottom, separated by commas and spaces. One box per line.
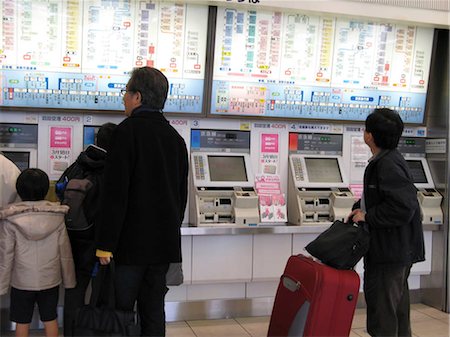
398, 138, 443, 225
189, 129, 259, 226
406, 158, 443, 225
0, 123, 38, 170
287, 133, 354, 226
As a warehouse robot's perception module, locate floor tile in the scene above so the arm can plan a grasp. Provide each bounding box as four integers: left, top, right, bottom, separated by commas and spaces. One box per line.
187, 318, 251, 337
235, 316, 270, 337
349, 331, 360, 337
354, 319, 450, 337
167, 321, 196, 337
411, 318, 449, 337
3, 304, 448, 337
351, 327, 371, 337
412, 303, 450, 322
411, 307, 438, 322
351, 308, 367, 329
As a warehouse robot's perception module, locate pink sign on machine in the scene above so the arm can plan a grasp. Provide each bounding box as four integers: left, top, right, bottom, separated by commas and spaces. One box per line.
49, 126, 72, 175
260, 133, 279, 175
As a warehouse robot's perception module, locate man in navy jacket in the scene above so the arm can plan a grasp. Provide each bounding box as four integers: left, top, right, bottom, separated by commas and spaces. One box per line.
96, 67, 188, 337
349, 108, 425, 337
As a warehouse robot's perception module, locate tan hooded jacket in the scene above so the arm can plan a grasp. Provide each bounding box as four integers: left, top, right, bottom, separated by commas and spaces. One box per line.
0, 201, 76, 295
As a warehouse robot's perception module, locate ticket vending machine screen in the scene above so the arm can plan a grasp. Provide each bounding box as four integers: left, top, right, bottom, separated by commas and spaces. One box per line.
83, 126, 100, 148
304, 157, 343, 183
406, 160, 428, 184
3, 151, 30, 171
208, 155, 248, 182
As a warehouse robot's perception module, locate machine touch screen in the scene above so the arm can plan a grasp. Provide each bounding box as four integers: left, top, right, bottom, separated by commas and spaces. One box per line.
83, 126, 100, 149
208, 156, 248, 182
407, 160, 428, 184
305, 158, 343, 183
2, 151, 30, 171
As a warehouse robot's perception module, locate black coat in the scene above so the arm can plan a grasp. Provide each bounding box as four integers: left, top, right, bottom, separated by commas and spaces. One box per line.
96, 106, 189, 265
356, 149, 425, 266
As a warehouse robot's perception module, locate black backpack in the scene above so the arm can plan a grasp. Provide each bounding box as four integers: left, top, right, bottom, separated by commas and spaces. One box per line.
63, 178, 95, 230
56, 163, 99, 231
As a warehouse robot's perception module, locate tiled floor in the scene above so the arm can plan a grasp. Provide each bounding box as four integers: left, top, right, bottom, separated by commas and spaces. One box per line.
165, 303, 449, 337
5, 303, 449, 337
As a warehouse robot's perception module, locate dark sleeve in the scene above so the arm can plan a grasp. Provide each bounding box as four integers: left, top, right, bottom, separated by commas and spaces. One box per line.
352, 199, 361, 211
95, 123, 134, 253
179, 144, 189, 223
365, 160, 418, 229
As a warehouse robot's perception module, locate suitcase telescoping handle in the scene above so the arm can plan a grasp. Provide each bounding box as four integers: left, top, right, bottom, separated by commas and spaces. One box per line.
281, 274, 312, 300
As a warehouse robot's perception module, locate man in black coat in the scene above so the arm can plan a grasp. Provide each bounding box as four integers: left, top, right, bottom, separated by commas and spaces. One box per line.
96, 67, 188, 337
349, 108, 425, 337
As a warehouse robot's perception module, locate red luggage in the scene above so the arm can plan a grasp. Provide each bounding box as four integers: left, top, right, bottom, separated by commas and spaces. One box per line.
267, 254, 360, 337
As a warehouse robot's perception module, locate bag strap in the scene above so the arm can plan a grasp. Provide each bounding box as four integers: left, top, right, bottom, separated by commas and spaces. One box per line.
89, 260, 116, 309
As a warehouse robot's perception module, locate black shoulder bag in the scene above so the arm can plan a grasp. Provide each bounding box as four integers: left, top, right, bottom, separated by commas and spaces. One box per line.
305, 220, 370, 270
73, 260, 140, 336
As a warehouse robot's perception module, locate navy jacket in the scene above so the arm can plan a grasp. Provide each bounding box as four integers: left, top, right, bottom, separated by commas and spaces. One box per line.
96, 105, 189, 265
355, 149, 425, 266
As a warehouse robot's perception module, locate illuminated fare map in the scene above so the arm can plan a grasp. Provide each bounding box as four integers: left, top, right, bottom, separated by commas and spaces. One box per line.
0, 0, 208, 113
211, 8, 433, 123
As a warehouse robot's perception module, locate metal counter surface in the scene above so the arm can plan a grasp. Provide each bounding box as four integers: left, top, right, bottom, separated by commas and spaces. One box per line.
180, 223, 441, 235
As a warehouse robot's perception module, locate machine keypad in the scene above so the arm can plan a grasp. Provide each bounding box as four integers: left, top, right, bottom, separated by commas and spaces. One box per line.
194, 156, 206, 180
292, 157, 304, 181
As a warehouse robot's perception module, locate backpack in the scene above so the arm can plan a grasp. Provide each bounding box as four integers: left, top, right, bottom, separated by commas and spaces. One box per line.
62, 178, 94, 231
55, 162, 99, 231
55, 163, 85, 201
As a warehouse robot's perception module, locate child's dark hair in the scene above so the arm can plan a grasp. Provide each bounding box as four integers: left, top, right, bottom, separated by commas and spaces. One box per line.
365, 108, 404, 149
96, 122, 117, 152
16, 168, 49, 201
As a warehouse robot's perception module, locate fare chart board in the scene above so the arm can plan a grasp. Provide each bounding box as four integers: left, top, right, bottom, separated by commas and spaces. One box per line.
0, 0, 208, 113
211, 7, 434, 123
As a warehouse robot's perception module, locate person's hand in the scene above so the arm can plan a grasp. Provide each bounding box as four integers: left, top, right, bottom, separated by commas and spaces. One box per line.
348, 209, 366, 223
99, 256, 111, 265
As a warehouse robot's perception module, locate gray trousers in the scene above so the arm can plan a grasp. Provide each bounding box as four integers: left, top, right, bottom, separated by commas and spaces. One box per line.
364, 263, 412, 337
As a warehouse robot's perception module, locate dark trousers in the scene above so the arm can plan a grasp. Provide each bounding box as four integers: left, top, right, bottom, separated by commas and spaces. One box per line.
63, 269, 92, 336
364, 263, 412, 337
114, 263, 169, 337
63, 234, 96, 337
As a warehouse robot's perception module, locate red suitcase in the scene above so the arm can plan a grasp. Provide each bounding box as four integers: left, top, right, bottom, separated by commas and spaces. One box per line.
267, 254, 360, 337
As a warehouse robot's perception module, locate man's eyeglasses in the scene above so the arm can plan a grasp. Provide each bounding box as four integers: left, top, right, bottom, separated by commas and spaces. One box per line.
120, 89, 136, 97
120, 88, 138, 97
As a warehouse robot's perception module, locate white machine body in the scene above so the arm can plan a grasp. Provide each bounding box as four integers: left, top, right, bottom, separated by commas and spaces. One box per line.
288, 154, 354, 226
405, 157, 443, 225
190, 152, 259, 226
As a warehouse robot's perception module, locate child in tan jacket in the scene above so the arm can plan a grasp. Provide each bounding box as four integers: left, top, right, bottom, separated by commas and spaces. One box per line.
0, 168, 75, 337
